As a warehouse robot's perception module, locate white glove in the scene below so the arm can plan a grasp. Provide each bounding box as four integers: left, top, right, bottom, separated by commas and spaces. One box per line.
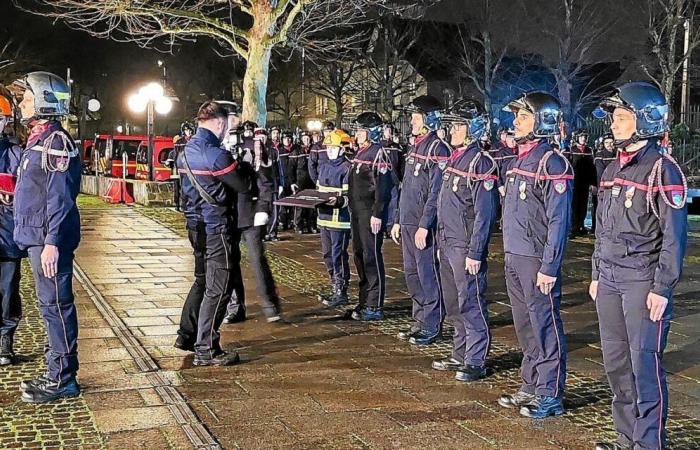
291, 184, 299, 194
278, 186, 284, 196
254, 212, 269, 226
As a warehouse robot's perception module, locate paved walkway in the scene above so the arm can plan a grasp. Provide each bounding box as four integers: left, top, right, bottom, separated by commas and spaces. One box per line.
0, 200, 699, 449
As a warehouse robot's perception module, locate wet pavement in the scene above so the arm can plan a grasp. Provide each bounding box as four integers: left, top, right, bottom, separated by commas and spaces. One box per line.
0, 198, 699, 449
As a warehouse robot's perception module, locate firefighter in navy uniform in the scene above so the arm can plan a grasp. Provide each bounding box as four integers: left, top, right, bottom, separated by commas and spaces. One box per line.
264, 125, 282, 241
348, 112, 393, 321
589, 82, 687, 450
276, 132, 296, 231
565, 129, 596, 235
381, 124, 404, 237
390, 95, 450, 345
291, 132, 316, 233
12, 72, 82, 403
431, 99, 498, 382
308, 122, 334, 184
316, 129, 353, 307
592, 133, 616, 233
225, 124, 282, 324
177, 101, 252, 366
497, 92, 573, 419
164, 121, 195, 212
0, 96, 25, 367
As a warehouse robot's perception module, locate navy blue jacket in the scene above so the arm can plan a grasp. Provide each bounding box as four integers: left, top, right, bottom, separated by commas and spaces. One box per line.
14, 121, 81, 252
0, 137, 24, 258
277, 144, 296, 191
502, 140, 573, 277
592, 141, 687, 299
316, 157, 351, 230
235, 136, 275, 229
437, 143, 498, 261
593, 147, 616, 187
177, 128, 252, 235
396, 131, 451, 229
493, 143, 518, 189
349, 143, 393, 219
291, 144, 314, 189
308, 142, 327, 184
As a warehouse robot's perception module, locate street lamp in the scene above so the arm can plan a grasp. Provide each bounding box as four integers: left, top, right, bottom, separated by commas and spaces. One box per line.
127, 82, 172, 181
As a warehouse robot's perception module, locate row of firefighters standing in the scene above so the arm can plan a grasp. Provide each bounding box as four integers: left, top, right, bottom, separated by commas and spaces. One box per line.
0, 70, 688, 450
171, 82, 685, 450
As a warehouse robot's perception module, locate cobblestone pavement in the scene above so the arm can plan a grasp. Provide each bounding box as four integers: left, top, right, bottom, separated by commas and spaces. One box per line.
1, 200, 699, 449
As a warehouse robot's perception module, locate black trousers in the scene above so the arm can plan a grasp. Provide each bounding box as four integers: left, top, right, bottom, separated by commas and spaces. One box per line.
572, 181, 590, 232
177, 224, 206, 344
0, 257, 22, 338
178, 226, 243, 355
226, 226, 280, 319
351, 209, 386, 310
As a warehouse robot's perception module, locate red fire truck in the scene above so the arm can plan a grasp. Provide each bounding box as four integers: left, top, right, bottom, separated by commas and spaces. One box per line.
135, 137, 175, 182
86, 134, 173, 180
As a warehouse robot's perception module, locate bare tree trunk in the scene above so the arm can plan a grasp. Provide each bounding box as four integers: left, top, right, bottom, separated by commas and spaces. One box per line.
334, 92, 344, 125
242, 40, 272, 125
482, 30, 493, 117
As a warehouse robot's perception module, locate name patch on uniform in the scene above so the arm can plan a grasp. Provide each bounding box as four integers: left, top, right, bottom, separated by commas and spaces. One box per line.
611, 185, 621, 197
407, 157, 415, 165
483, 180, 494, 191
554, 181, 567, 194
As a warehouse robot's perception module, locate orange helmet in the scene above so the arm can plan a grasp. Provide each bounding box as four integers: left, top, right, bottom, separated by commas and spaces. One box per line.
0, 96, 11, 117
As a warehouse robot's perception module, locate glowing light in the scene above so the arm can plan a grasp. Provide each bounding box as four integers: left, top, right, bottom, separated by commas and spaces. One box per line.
307, 119, 323, 131
87, 98, 101, 112
155, 97, 173, 115
128, 94, 147, 113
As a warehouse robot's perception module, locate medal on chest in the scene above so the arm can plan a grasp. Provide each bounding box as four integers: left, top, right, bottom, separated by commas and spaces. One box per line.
413, 163, 421, 177
624, 186, 635, 208
452, 176, 460, 192
518, 180, 527, 200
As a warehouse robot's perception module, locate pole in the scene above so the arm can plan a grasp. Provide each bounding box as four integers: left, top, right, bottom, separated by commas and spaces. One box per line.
147, 101, 155, 181
681, 18, 691, 124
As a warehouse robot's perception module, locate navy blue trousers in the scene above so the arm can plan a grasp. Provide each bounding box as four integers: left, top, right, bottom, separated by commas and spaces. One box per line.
400, 224, 443, 334
320, 227, 350, 289
596, 274, 670, 450
438, 244, 490, 367
27, 246, 78, 385
504, 253, 566, 398
351, 210, 385, 309
0, 258, 22, 337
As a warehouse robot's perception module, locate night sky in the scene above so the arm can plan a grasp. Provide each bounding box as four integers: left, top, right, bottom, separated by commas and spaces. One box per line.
0, 0, 683, 134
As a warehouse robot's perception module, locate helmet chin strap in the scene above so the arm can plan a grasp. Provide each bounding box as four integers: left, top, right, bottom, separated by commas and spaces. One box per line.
614, 132, 640, 151
515, 132, 536, 145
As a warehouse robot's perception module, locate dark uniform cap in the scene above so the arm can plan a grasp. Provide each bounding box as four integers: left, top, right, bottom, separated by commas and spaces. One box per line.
406, 95, 442, 114
504, 92, 562, 138
594, 81, 668, 139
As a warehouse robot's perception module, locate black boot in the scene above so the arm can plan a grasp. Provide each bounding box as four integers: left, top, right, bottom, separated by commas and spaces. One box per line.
173, 335, 195, 352
193, 350, 241, 367
323, 284, 349, 307
21, 378, 81, 403
0, 334, 15, 366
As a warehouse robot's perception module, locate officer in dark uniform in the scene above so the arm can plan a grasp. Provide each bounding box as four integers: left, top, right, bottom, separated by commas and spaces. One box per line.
276, 132, 296, 231
390, 95, 450, 345
177, 101, 251, 366
431, 99, 498, 382
315, 129, 353, 307
497, 92, 573, 419
308, 123, 334, 184
290, 132, 316, 233
164, 121, 195, 212
12, 72, 82, 403
224, 125, 282, 323
592, 133, 616, 233
348, 112, 393, 321
264, 124, 282, 241
381, 124, 404, 237
493, 129, 517, 198
564, 129, 596, 235
0, 97, 25, 367
590, 82, 687, 450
